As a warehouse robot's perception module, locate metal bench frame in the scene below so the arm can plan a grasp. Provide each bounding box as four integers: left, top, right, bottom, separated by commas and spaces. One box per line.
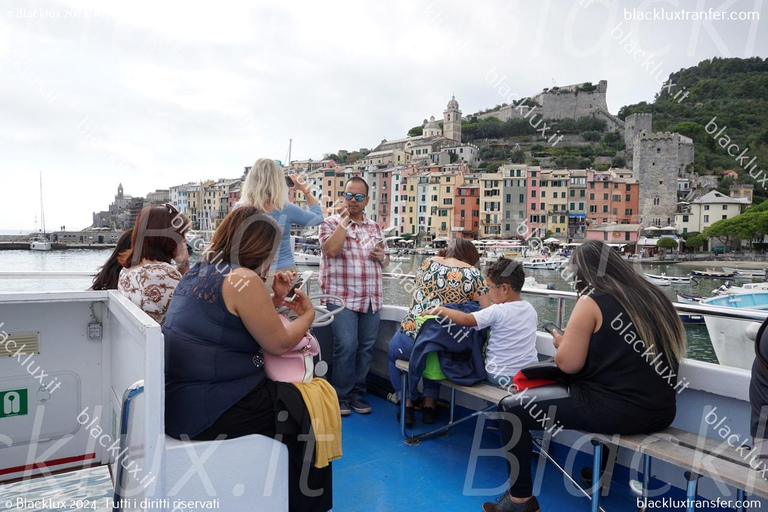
395, 359, 767, 512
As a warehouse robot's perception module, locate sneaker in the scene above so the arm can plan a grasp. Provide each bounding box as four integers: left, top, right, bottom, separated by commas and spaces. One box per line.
339, 401, 351, 417
349, 396, 372, 414
482, 493, 540, 512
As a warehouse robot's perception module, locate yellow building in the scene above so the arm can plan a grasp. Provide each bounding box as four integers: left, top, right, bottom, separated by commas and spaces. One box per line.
540, 170, 569, 236
479, 173, 503, 238
429, 170, 464, 239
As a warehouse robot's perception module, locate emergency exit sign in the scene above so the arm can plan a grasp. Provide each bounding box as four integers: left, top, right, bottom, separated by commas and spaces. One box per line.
1, 389, 28, 418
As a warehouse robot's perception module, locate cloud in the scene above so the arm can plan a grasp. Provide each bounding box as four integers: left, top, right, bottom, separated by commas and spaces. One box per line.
0, 0, 765, 230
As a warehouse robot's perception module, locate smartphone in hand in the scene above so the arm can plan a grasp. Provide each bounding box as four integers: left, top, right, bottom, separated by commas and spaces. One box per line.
285, 176, 295, 187
284, 271, 313, 302
542, 322, 564, 336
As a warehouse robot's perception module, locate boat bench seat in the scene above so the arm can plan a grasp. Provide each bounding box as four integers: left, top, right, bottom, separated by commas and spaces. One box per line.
395, 359, 767, 510
592, 426, 768, 506
162, 433, 289, 511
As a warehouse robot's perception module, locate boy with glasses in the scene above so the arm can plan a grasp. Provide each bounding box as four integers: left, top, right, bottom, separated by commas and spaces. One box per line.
319, 177, 389, 415
426, 257, 538, 387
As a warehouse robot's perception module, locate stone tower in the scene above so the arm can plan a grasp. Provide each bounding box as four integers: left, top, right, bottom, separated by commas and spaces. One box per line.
633, 132, 693, 227
443, 95, 461, 143
624, 113, 653, 166
117, 183, 124, 200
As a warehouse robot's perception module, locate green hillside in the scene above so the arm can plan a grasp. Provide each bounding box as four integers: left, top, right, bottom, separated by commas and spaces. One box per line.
618, 57, 768, 195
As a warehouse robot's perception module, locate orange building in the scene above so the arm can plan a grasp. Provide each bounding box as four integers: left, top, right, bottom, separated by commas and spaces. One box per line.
454, 184, 480, 239
586, 170, 639, 227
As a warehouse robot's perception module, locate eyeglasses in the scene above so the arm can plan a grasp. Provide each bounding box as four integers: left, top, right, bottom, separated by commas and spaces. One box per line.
344, 192, 366, 202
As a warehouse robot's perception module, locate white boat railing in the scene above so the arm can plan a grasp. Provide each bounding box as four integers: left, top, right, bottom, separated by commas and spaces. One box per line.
2, 271, 766, 326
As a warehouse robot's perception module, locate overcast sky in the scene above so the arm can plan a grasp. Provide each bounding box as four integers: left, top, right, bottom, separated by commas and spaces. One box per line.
0, 0, 765, 231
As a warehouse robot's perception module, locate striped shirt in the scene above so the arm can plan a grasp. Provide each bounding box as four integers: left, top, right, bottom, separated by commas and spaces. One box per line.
318, 213, 384, 313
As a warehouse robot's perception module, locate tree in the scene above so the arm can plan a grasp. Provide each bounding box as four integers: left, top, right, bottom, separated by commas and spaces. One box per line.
408, 125, 423, 137
580, 131, 601, 142
657, 237, 678, 256
611, 156, 626, 168
449, 152, 459, 163
686, 233, 705, 251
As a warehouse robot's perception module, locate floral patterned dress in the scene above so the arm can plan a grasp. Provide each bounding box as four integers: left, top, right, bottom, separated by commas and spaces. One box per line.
118, 261, 181, 325
400, 257, 489, 338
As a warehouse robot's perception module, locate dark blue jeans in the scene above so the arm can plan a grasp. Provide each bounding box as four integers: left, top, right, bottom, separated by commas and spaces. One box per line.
387, 328, 441, 402
327, 303, 380, 402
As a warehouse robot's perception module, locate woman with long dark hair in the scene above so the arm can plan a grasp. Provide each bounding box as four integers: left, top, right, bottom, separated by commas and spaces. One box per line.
90, 229, 133, 290
485, 241, 686, 512
387, 238, 489, 426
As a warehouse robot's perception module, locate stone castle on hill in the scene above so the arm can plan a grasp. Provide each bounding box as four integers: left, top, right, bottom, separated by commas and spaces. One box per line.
477, 80, 624, 132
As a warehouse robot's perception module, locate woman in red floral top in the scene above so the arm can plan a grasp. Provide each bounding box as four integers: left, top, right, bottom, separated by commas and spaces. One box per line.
117, 204, 190, 325
388, 238, 489, 426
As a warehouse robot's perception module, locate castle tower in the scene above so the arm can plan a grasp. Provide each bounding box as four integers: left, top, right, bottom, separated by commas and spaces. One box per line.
633, 132, 692, 227
443, 95, 462, 143
117, 183, 124, 200
624, 113, 653, 168
423, 116, 441, 138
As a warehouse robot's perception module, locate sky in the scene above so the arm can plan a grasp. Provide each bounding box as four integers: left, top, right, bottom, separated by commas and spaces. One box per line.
0, 0, 765, 231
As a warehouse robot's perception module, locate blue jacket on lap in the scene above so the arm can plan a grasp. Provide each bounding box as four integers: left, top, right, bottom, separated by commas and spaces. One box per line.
409, 301, 489, 386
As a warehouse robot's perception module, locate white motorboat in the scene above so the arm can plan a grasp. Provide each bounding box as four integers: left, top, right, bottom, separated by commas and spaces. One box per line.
722, 267, 767, 278
390, 256, 411, 262
523, 258, 553, 270
713, 281, 768, 296
644, 275, 671, 286
294, 251, 321, 266
644, 273, 694, 284
701, 292, 768, 370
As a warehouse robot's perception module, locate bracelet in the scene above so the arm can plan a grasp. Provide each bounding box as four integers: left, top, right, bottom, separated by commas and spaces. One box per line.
177, 260, 191, 269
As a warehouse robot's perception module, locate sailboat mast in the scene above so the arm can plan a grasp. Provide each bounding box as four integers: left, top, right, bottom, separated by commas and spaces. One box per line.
39, 172, 46, 234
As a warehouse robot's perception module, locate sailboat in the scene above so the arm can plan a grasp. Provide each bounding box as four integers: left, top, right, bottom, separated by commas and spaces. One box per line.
29, 172, 51, 251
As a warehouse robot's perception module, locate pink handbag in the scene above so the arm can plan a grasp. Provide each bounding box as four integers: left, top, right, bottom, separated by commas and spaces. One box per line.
263, 314, 320, 383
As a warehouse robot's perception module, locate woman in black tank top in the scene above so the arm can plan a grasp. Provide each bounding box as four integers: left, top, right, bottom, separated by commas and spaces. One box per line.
485, 241, 685, 512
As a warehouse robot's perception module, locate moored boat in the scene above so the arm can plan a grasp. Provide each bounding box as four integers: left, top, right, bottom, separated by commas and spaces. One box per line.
701, 292, 768, 369
644, 274, 671, 286
714, 281, 768, 296
294, 251, 321, 266
691, 269, 737, 279
644, 272, 694, 284
522, 257, 553, 270
722, 266, 767, 278
676, 292, 704, 304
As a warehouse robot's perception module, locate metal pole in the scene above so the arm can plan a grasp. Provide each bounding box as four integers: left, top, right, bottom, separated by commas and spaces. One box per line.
684, 471, 699, 512
640, 454, 651, 512
556, 297, 565, 328
736, 489, 745, 512
591, 440, 602, 512
113, 380, 145, 512
400, 371, 408, 439
449, 388, 456, 424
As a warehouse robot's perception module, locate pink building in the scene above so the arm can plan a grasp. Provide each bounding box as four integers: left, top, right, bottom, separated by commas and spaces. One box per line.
585, 224, 642, 252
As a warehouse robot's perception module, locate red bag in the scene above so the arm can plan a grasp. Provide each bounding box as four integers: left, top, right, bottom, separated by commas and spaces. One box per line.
512, 372, 557, 391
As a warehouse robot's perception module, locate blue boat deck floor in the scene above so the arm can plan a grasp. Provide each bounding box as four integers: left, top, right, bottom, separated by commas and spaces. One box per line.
337, 395, 632, 512
0, 394, 738, 511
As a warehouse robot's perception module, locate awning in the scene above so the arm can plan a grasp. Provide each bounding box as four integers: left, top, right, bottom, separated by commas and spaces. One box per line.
568, 214, 586, 218
607, 243, 627, 248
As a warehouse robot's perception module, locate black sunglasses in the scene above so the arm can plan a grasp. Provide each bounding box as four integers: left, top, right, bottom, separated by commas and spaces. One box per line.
344, 192, 366, 202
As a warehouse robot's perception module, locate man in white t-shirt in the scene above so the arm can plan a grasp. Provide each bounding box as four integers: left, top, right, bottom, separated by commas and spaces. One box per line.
426, 257, 538, 387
